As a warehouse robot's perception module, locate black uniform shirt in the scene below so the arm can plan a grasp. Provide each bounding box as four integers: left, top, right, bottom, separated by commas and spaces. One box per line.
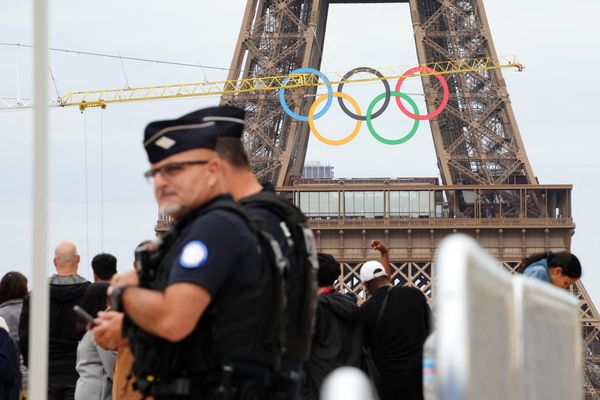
360, 285, 431, 371
167, 195, 263, 296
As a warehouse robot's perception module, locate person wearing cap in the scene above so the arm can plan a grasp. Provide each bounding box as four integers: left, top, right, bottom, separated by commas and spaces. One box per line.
301, 253, 362, 400
98, 106, 288, 399
359, 241, 431, 400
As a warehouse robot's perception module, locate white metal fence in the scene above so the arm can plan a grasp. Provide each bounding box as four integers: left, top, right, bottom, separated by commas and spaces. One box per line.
435, 234, 582, 400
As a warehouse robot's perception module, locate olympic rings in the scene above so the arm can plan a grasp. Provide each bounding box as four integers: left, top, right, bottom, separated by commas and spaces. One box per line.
395, 65, 449, 120
308, 92, 362, 146
279, 67, 333, 122
278, 65, 449, 145
366, 91, 420, 145
337, 67, 390, 121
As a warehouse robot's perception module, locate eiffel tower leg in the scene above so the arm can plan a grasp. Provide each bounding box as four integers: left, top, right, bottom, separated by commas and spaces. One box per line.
221, 0, 329, 186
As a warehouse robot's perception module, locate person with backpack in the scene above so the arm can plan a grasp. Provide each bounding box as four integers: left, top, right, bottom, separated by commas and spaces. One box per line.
215, 106, 318, 399
0, 316, 20, 400
96, 106, 291, 400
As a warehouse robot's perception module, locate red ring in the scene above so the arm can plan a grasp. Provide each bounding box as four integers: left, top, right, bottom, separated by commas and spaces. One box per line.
395, 65, 449, 120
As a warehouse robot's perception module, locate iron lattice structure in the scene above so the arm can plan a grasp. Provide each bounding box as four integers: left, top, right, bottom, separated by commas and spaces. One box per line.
221, 0, 534, 188
221, 0, 328, 185
409, 0, 535, 187
219, 0, 600, 396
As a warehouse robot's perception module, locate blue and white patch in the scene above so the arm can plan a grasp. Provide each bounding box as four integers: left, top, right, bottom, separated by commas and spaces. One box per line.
179, 240, 209, 269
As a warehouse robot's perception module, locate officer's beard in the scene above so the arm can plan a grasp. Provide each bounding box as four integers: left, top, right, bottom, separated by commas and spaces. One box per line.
160, 203, 184, 219
158, 188, 185, 219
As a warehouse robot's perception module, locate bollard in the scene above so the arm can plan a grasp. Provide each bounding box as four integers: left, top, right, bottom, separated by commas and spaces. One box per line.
320, 366, 377, 400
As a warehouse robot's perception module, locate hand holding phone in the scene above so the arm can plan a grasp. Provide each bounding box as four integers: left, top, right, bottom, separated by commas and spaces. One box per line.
73, 305, 97, 327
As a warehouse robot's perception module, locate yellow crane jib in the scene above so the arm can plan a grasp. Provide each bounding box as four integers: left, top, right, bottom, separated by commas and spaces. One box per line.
59, 55, 522, 110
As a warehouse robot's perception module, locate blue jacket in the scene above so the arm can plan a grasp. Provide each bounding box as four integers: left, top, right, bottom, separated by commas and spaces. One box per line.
0, 328, 20, 400
523, 258, 551, 283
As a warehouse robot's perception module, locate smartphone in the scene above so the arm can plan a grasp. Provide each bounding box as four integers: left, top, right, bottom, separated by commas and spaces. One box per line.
73, 305, 97, 327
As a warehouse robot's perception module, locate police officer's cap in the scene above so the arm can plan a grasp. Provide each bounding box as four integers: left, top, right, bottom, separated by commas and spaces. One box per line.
143, 105, 245, 163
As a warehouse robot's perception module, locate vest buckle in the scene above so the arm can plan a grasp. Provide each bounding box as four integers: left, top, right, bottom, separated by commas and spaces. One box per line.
215, 364, 234, 400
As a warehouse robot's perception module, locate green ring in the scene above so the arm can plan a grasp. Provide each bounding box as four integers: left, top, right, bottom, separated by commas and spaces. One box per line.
366, 91, 420, 145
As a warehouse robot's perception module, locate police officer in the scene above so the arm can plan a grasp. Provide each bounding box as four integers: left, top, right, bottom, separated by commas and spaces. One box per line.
105, 106, 289, 399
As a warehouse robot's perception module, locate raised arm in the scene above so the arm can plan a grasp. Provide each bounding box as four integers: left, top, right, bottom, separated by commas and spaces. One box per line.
370, 240, 390, 277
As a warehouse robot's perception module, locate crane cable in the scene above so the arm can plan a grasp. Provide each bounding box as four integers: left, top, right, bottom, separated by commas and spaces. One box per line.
49, 67, 62, 99
100, 110, 104, 251
0, 42, 230, 71
119, 53, 131, 89
83, 113, 91, 278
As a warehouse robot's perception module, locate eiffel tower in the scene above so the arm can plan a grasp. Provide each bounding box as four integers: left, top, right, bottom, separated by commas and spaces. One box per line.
215, 0, 600, 396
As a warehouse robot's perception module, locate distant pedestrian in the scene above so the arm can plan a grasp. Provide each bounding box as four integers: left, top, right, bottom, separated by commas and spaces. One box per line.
0, 272, 28, 399
19, 241, 90, 400
0, 316, 20, 400
359, 242, 431, 400
91, 254, 118, 283
302, 253, 362, 400
75, 282, 115, 400
518, 251, 581, 289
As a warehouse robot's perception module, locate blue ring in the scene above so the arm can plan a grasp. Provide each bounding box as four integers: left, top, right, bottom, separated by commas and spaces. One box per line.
279, 67, 333, 122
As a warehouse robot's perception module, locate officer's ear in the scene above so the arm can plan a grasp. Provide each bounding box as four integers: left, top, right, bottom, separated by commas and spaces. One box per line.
205, 158, 223, 189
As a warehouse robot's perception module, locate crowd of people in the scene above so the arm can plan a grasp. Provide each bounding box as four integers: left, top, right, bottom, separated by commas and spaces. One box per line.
0, 246, 118, 400
0, 105, 583, 400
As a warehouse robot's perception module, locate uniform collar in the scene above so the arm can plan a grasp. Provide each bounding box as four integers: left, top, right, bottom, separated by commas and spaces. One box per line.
173, 194, 234, 230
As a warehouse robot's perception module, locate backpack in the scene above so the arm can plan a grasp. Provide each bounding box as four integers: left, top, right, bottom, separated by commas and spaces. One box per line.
240, 191, 319, 361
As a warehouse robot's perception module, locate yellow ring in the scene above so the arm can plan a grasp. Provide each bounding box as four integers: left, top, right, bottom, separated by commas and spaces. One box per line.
308, 92, 362, 146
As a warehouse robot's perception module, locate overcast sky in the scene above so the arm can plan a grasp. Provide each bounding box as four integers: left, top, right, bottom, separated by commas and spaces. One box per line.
1, 0, 599, 306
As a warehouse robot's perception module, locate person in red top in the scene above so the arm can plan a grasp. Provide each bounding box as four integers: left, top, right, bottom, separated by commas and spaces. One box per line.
302, 253, 362, 400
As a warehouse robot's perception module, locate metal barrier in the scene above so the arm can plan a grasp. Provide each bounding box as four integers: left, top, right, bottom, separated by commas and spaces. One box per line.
435, 234, 582, 399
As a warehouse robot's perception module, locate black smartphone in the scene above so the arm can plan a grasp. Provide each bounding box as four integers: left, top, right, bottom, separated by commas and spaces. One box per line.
73, 305, 97, 326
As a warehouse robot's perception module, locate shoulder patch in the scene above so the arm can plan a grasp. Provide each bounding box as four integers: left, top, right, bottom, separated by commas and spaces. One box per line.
179, 240, 209, 269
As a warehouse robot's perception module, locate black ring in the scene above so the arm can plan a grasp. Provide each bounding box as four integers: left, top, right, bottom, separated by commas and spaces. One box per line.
337, 67, 391, 121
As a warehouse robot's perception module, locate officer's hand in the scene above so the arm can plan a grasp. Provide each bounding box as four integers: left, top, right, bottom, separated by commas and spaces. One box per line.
370, 240, 388, 254
93, 311, 126, 350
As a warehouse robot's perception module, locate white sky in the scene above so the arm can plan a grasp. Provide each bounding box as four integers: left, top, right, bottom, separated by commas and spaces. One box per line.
0, 0, 599, 306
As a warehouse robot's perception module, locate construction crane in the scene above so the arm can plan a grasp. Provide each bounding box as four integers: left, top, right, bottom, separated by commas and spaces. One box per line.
0, 55, 523, 111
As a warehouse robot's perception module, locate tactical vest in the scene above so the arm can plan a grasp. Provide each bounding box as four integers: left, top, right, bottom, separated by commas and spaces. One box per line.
127, 198, 288, 397
239, 192, 318, 362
